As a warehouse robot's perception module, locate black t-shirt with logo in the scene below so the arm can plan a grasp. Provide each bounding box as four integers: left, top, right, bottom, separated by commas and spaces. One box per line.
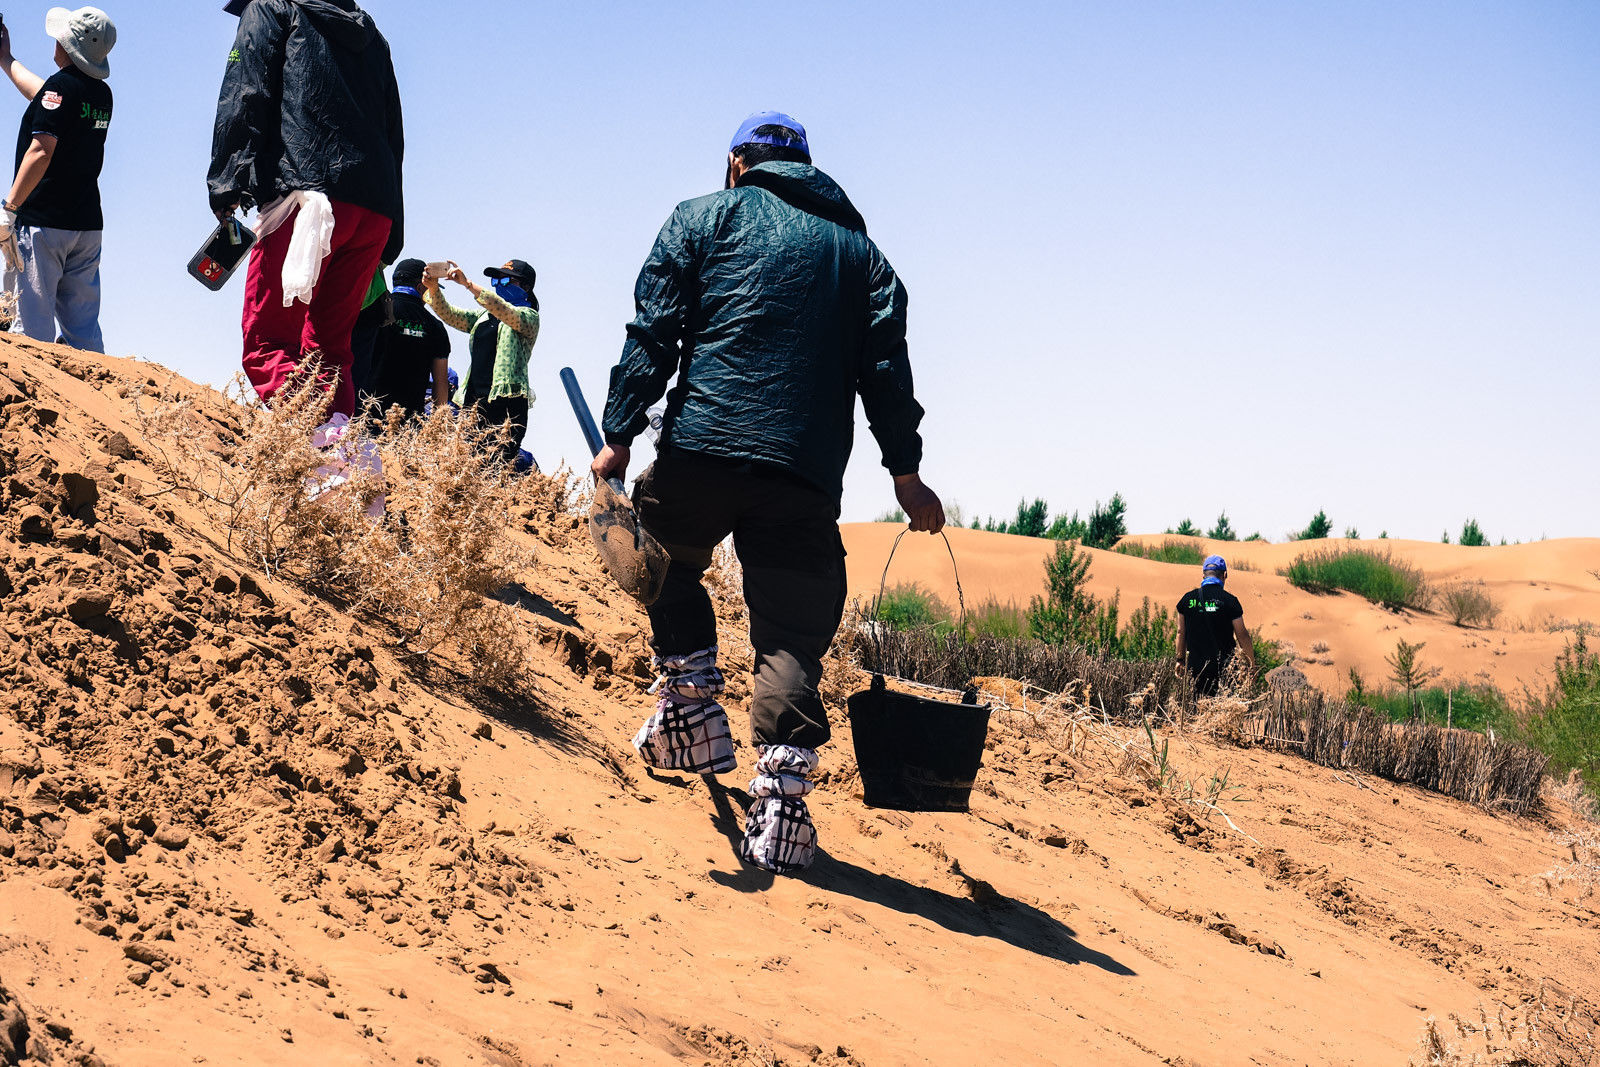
1176, 582, 1244, 668
14, 66, 113, 231
370, 291, 451, 416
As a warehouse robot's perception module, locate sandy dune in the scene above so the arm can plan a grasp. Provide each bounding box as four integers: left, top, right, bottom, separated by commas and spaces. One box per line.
842, 523, 1600, 697
0, 338, 1595, 1065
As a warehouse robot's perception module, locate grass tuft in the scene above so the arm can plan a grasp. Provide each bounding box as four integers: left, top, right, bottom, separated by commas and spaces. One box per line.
1279, 548, 1429, 610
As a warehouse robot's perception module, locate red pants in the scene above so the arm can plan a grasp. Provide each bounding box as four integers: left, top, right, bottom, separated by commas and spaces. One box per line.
240, 198, 391, 419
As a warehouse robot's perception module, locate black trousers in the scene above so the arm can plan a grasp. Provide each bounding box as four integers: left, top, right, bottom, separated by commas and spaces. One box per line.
1187, 654, 1232, 696
473, 395, 528, 466
634, 448, 847, 751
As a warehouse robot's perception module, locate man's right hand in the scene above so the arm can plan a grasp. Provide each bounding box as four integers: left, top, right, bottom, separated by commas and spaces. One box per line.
592, 443, 629, 485
209, 191, 241, 221
893, 473, 945, 533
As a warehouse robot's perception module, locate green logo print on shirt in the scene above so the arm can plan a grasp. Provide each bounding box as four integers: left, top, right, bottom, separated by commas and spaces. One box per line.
79, 102, 110, 131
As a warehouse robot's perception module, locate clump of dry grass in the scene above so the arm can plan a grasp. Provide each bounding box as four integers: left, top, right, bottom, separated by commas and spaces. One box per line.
1537, 828, 1599, 899
134, 369, 534, 684
1442, 581, 1502, 629
1258, 689, 1547, 814
1410, 984, 1596, 1066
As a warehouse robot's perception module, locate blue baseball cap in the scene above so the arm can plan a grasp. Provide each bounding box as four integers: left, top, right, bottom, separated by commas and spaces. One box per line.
729, 111, 809, 157
1203, 555, 1227, 573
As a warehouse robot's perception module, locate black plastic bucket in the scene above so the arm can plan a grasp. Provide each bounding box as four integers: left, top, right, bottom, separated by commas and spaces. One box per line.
847, 674, 991, 812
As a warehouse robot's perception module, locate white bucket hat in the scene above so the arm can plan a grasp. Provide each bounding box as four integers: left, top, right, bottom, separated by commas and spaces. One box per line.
45, 7, 117, 81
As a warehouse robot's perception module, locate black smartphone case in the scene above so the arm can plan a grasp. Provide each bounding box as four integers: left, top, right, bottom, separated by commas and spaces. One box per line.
188, 218, 257, 291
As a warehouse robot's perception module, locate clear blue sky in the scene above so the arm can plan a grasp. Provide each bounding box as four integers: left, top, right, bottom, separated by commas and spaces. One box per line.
24, 0, 1596, 540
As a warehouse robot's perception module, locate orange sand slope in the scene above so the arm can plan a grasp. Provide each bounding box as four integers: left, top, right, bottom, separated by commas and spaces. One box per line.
842, 523, 1600, 695
0, 337, 1595, 1065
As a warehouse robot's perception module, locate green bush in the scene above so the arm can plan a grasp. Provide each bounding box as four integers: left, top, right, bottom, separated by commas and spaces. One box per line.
1347, 684, 1511, 732
1116, 539, 1206, 566
1045, 512, 1087, 541
1279, 548, 1429, 610
1007, 498, 1050, 538
1293, 509, 1333, 541
1208, 512, 1238, 541
875, 507, 906, 523
1028, 540, 1096, 645
1085, 493, 1128, 550
1113, 596, 1177, 660
965, 598, 1030, 641
1522, 634, 1600, 794
1459, 518, 1489, 546
1026, 540, 1176, 660
1440, 581, 1500, 628
872, 582, 950, 630
1171, 518, 1199, 536
1253, 635, 1284, 686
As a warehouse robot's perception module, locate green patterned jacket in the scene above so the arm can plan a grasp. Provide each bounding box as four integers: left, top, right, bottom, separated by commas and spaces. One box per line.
425, 287, 540, 404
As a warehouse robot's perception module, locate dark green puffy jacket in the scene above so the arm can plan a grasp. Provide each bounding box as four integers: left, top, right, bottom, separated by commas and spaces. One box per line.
601, 162, 924, 498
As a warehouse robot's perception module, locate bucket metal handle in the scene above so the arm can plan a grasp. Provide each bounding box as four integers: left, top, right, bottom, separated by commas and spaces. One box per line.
874, 528, 966, 627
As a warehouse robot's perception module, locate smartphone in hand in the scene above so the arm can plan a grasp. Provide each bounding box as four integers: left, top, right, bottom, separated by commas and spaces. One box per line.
188, 217, 256, 291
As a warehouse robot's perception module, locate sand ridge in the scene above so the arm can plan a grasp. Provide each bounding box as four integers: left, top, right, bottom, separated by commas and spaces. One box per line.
0, 336, 1595, 1065
841, 523, 1600, 697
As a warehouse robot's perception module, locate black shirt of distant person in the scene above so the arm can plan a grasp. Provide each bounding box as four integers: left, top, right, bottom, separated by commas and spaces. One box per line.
13, 66, 111, 231
370, 289, 450, 418
1176, 582, 1245, 695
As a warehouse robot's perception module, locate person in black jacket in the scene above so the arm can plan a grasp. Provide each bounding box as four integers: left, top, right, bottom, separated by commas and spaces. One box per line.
593, 112, 943, 875
208, 0, 404, 423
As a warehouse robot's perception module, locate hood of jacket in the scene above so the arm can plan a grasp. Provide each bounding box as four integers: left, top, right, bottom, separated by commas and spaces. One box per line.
289, 0, 376, 50
736, 162, 867, 234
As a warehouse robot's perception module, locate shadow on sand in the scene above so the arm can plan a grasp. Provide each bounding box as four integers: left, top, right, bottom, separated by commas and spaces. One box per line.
699, 779, 1135, 975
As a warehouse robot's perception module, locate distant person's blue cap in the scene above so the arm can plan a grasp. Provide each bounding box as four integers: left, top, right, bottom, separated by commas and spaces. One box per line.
729, 111, 809, 157
1203, 555, 1227, 573
223, 0, 251, 14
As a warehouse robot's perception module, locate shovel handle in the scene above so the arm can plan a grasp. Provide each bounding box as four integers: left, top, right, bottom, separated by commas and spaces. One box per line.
559, 366, 627, 495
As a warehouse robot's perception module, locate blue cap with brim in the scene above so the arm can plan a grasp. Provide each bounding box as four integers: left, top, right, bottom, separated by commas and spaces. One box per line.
729, 111, 809, 157
1203, 555, 1227, 573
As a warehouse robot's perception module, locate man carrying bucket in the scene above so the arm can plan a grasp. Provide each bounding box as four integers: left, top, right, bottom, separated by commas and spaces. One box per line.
1175, 554, 1256, 695
592, 111, 942, 875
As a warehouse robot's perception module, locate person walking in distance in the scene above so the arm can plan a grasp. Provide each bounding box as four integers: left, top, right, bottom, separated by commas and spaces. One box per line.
593, 112, 942, 875
0, 7, 116, 351
1176, 555, 1256, 695
208, 0, 404, 424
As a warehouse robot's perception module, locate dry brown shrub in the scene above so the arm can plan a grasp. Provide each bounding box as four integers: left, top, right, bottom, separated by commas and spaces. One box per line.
1410, 985, 1597, 1066
133, 365, 386, 580
134, 370, 534, 679
516, 462, 586, 547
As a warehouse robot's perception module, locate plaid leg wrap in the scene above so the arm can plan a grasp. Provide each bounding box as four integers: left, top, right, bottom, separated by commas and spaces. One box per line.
647, 645, 725, 702
631, 697, 737, 775
740, 746, 819, 874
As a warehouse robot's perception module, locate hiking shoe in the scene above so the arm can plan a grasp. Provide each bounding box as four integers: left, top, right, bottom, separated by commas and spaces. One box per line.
740, 745, 819, 874
631, 698, 736, 775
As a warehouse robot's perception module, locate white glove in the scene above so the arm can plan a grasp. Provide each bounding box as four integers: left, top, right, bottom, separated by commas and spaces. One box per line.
0, 205, 15, 242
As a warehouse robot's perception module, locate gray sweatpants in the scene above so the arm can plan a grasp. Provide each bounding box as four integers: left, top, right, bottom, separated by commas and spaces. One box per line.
6, 226, 104, 353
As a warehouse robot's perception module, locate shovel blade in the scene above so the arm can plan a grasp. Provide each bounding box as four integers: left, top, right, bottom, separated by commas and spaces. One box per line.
589, 478, 670, 606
